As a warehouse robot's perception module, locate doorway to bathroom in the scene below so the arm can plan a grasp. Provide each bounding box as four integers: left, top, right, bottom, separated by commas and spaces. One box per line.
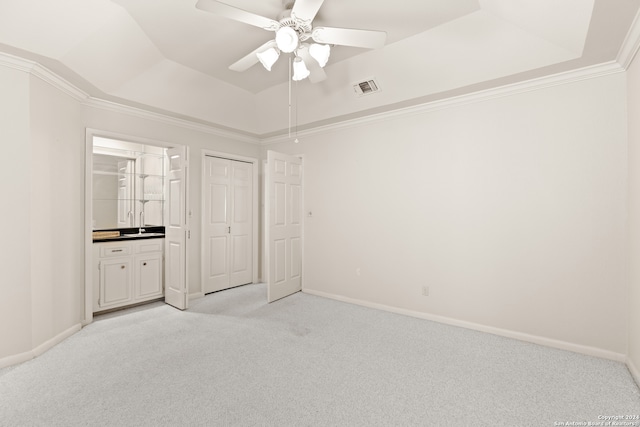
84, 129, 189, 323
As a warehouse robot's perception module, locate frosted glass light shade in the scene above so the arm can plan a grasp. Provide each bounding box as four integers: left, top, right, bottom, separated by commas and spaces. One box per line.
309, 43, 330, 67
275, 27, 299, 53
292, 57, 310, 81
257, 47, 280, 71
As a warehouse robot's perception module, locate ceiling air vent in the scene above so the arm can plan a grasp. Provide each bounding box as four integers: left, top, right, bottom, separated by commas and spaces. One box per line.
353, 78, 381, 97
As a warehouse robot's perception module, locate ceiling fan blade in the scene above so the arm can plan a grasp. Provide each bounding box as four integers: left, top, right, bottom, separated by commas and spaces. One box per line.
312, 27, 387, 49
291, 0, 325, 23
297, 44, 327, 83
229, 40, 277, 72
196, 0, 279, 31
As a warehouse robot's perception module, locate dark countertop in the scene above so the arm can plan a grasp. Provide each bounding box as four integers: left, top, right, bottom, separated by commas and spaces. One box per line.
93, 226, 165, 243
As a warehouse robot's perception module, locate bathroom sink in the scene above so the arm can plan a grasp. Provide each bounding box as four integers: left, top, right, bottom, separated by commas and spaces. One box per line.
122, 232, 165, 238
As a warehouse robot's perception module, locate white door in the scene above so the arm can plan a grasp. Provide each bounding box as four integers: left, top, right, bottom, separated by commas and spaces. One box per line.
203, 156, 253, 293
165, 146, 189, 310
266, 151, 302, 303
229, 160, 253, 286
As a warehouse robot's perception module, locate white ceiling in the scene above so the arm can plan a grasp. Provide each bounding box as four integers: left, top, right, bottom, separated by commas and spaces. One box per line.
0, 0, 638, 137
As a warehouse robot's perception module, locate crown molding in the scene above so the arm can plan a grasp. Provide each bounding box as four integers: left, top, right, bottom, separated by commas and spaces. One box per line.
617, 7, 640, 70
0, 51, 260, 145
0, 51, 89, 101
0, 50, 627, 148
260, 60, 625, 145
31, 63, 90, 102
0, 51, 37, 73
83, 97, 260, 145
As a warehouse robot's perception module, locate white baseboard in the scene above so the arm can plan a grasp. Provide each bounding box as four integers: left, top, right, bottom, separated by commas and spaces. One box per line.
0, 323, 82, 369
303, 288, 627, 363
32, 324, 81, 358
0, 350, 33, 370
627, 357, 640, 388
189, 292, 204, 301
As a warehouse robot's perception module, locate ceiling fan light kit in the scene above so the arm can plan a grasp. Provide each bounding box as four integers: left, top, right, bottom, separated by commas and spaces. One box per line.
196, 0, 387, 82
275, 26, 299, 53
292, 57, 311, 81
309, 43, 330, 68
257, 47, 280, 71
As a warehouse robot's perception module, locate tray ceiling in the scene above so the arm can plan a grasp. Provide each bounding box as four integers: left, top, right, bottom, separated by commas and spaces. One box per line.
0, 0, 638, 136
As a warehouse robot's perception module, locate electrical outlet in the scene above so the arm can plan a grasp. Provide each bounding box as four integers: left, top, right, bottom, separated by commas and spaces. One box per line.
422, 286, 429, 297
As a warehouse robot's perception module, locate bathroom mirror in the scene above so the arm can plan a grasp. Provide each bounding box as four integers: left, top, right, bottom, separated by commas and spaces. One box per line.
92, 137, 166, 230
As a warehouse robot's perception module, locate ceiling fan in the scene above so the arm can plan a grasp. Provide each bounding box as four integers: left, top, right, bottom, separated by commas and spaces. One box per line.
195, 0, 387, 83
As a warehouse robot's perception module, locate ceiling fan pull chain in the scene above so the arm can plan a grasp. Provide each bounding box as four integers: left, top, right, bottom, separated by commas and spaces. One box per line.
288, 56, 292, 138
295, 79, 299, 143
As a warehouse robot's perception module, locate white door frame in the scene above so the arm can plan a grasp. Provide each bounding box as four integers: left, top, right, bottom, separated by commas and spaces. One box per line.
201, 150, 259, 296
84, 128, 188, 325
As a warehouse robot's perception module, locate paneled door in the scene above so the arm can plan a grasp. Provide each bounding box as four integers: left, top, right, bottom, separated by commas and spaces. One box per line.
266, 151, 302, 303
165, 146, 189, 310
203, 156, 253, 294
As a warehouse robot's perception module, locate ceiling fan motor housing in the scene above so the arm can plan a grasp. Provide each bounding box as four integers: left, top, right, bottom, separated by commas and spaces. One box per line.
275, 13, 312, 53
277, 0, 312, 37
278, 16, 311, 37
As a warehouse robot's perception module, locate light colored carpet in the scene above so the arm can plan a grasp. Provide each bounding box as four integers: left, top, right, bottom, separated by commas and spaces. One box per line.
1, 283, 639, 426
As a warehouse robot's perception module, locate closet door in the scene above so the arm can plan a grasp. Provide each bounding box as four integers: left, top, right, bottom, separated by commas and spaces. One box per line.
203, 156, 253, 294
229, 160, 253, 287
203, 157, 230, 293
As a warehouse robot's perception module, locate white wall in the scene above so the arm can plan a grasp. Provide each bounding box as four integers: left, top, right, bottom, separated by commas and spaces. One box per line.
266, 72, 629, 357
0, 68, 86, 366
29, 74, 84, 349
627, 51, 640, 379
0, 66, 32, 361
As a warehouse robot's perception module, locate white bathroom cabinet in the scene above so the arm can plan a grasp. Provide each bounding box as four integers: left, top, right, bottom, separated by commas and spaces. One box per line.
93, 238, 164, 312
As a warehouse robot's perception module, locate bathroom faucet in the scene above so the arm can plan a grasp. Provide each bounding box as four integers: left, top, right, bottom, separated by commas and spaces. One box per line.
139, 211, 145, 234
